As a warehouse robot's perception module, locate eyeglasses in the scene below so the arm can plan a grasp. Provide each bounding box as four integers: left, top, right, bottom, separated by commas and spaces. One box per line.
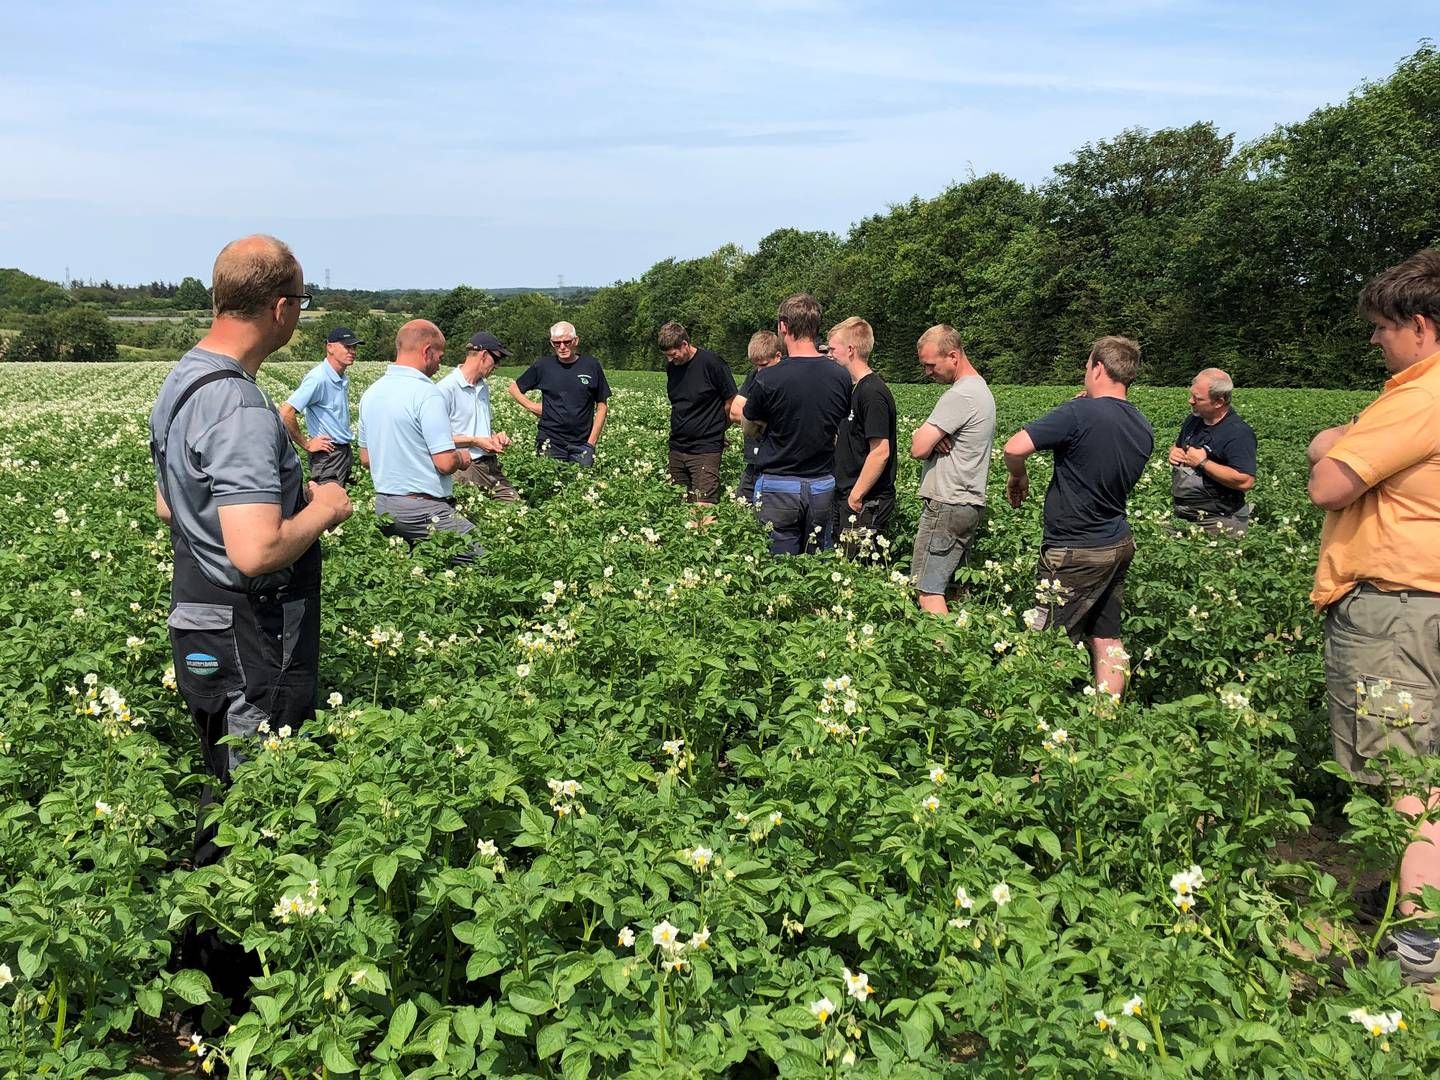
282, 293, 313, 310
550, 338, 575, 347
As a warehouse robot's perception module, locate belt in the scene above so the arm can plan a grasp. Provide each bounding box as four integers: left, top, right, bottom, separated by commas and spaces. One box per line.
388, 492, 456, 505
1356, 582, 1440, 600
755, 473, 835, 495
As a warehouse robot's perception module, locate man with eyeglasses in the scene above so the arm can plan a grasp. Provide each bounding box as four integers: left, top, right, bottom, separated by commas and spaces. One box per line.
149, 235, 351, 1005
279, 326, 360, 486
358, 320, 483, 560
507, 321, 611, 466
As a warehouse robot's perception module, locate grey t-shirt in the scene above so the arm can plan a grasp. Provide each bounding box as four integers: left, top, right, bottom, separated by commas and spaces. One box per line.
149, 347, 304, 592
917, 375, 996, 505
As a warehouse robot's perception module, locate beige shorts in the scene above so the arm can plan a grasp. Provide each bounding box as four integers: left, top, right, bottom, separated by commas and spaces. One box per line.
1324, 584, 1440, 783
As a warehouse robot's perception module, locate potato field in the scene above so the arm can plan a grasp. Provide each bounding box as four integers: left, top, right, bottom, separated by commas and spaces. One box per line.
1, 361, 1435, 1079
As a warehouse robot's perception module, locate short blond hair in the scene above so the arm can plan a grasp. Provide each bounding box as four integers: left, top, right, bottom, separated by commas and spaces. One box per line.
747, 330, 781, 366
916, 324, 965, 356
211, 235, 300, 319
827, 316, 874, 361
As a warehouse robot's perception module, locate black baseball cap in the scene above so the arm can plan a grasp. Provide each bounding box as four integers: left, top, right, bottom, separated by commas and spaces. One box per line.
327, 327, 363, 346
466, 331, 511, 359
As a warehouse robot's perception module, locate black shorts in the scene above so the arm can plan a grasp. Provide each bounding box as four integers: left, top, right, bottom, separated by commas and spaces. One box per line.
308, 443, 353, 487
1035, 537, 1135, 640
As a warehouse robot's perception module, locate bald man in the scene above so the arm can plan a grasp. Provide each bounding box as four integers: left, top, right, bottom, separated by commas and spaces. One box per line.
357, 320, 483, 559
149, 234, 351, 1001
507, 320, 611, 466
1168, 368, 1257, 534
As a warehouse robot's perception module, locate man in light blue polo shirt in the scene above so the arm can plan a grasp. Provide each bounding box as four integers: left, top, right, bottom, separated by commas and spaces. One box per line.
357, 319, 481, 559
438, 330, 519, 501
280, 326, 359, 486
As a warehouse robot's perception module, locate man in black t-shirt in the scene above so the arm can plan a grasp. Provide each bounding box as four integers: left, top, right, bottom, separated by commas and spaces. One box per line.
507, 321, 611, 466
658, 321, 737, 505
742, 293, 852, 555
1003, 336, 1154, 697
1169, 368, 1257, 534
729, 330, 783, 503
827, 316, 896, 562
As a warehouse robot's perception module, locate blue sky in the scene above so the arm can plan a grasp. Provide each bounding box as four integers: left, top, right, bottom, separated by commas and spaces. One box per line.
0, 1, 1429, 289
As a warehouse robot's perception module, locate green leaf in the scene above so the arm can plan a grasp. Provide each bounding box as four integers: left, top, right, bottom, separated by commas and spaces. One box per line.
387, 1000, 418, 1049
1234, 1021, 1285, 1046
320, 1033, 359, 1074
508, 983, 553, 1015
373, 853, 399, 891
135, 987, 163, 1018
561, 1044, 592, 1080
536, 1020, 568, 1058
169, 969, 214, 1006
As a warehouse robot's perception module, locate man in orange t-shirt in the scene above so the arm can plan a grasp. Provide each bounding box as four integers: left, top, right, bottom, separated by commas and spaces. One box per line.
1308, 247, 1440, 984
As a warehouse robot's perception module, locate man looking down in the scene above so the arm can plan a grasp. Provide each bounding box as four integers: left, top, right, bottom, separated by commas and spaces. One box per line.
1169, 367, 1257, 534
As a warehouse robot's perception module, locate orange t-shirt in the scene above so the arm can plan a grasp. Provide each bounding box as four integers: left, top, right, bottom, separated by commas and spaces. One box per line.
1311, 349, 1440, 610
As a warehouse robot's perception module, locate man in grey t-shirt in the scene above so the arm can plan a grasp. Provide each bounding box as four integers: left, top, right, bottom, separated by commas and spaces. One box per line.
908, 324, 996, 614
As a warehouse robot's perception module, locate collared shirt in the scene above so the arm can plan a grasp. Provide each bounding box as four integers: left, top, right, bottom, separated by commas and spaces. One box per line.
149, 347, 303, 592
437, 366, 493, 456
286, 359, 352, 444
1312, 349, 1440, 610
357, 365, 457, 498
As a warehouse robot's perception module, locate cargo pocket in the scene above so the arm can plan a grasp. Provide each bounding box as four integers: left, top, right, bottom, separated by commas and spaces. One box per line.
168, 603, 244, 703
1354, 676, 1437, 760
280, 597, 319, 671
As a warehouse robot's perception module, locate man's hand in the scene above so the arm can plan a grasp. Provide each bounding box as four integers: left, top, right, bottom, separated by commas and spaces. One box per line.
1307, 423, 1351, 466
307, 481, 352, 528
457, 450, 474, 469
494, 432, 512, 452
1179, 446, 1207, 468
475, 435, 504, 454
1006, 472, 1029, 508
307, 434, 336, 453
933, 434, 954, 457
1167, 445, 1185, 466
847, 491, 865, 513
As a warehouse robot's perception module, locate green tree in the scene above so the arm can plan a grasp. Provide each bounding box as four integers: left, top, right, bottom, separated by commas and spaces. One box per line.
7, 313, 63, 362
58, 306, 118, 362
174, 276, 211, 311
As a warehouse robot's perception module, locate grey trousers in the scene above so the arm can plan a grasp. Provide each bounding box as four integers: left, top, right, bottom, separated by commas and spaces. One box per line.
374, 494, 483, 562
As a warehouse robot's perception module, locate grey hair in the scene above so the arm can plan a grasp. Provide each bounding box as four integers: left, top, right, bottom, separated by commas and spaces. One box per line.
1196, 368, 1233, 405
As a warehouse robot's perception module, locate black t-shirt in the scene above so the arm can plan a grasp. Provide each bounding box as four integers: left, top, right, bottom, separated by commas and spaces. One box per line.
834, 372, 897, 497
515, 354, 612, 448
742, 356, 852, 478
1025, 396, 1154, 547
666, 348, 737, 453
1173, 410, 1257, 518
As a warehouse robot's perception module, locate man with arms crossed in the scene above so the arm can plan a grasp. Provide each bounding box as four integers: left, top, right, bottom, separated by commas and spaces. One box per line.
150, 235, 351, 997
279, 326, 359, 486
508, 321, 611, 466
358, 320, 481, 558
909, 325, 996, 613
1003, 336, 1153, 696
729, 330, 782, 503
828, 317, 897, 561
439, 330, 519, 502
1308, 248, 1440, 984
1169, 367, 1257, 534
659, 321, 736, 505
741, 293, 852, 555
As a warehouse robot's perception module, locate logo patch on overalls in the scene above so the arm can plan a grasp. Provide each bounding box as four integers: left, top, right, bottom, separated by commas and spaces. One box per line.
185, 652, 220, 677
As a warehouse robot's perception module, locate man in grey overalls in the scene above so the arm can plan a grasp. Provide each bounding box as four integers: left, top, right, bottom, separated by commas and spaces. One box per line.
149, 235, 351, 999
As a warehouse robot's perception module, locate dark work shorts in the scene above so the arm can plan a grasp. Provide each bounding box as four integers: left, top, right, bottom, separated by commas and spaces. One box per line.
668, 449, 722, 503
832, 489, 895, 563
308, 443, 353, 487
1035, 536, 1135, 640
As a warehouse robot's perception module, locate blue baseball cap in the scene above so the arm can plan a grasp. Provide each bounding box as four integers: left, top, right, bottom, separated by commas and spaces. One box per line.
327, 327, 363, 346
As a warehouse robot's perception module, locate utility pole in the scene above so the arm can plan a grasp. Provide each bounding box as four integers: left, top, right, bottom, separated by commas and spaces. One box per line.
64, 266, 71, 289
325, 267, 331, 290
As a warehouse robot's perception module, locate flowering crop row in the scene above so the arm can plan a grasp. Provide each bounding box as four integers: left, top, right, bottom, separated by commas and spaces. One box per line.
0, 362, 1433, 1077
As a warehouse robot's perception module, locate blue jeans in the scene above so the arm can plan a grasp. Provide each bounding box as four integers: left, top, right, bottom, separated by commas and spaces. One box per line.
754, 473, 836, 555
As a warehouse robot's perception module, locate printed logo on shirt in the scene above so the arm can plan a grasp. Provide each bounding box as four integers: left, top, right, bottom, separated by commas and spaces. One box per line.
185, 652, 220, 677
576, 374, 593, 386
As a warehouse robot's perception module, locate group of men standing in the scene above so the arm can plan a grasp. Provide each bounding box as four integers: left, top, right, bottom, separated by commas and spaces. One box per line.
150, 236, 1440, 992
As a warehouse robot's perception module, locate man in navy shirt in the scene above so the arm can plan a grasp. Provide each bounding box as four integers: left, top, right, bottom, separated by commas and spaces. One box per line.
742, 293, 853, 555
1003, 336, 1154, 696
1169, 368, 1257, 534
659, 321, 736, 505
507, 321, 611, 466
729, 330, 783, 503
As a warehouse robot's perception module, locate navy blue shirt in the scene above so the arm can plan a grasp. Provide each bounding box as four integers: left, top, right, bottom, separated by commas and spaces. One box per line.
666, 348, 737, 453
1173, 410, 1257, 518
515, 354, 612, 449
742, 355, 852, 478
1025, 396, 1154, 547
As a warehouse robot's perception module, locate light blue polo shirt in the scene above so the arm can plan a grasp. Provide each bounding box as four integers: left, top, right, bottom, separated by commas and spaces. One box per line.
438, 366, 494, 455
357, 365, 457, 498
286, 359, 352, 445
